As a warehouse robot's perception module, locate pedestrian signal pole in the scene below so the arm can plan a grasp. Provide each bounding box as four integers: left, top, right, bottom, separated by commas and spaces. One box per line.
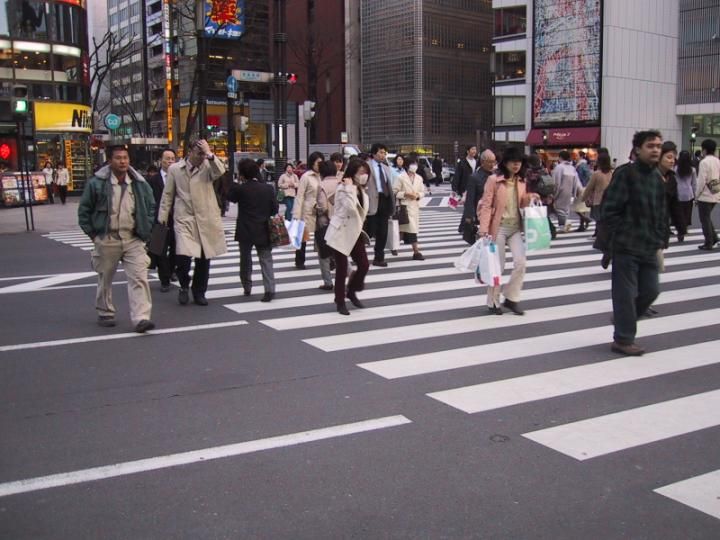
13, 84, 34, 231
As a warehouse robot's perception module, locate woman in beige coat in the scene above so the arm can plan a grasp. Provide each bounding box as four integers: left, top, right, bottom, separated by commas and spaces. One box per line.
277, 163, 299, 221
393, 156, 425, 260
478, 147, 538, 316
292, 151, 324, 269
159, 139, 227, 305
325, 158, 370, 315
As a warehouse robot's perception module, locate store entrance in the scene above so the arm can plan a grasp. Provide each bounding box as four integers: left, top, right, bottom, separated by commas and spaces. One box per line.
35, 134, 92, 192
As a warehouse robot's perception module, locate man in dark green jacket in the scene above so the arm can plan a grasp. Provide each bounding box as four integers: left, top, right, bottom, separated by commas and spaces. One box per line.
78, 146, 156, 333
602, 130, 668, 356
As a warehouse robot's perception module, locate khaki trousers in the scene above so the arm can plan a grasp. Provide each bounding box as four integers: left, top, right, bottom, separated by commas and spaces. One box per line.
487, 224, 526, 307
91, 235, 152, 324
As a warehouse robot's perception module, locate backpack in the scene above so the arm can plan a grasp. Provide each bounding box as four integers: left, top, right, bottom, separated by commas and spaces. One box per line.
535, 174, 555, 197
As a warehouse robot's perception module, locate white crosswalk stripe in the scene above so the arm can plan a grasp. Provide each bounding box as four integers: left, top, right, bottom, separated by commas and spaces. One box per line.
42, 208, 720, 518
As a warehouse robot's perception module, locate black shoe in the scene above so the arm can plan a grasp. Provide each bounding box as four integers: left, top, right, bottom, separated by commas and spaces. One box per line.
318, 284, 334, 291
170, 273, 178, 282
677, 235, 684, 243
391, 250, 399, 256
193, 293, 208, 306
601, 253, 611, 269
178, 288, 189, 305
243, 288, 252, 296
160, 283, 170, 293
336, 302, 350, 315
372, 259, 388, 267
135, 319, 155, 333
487, 306, 503, 315
611, 341, 645, 356
347, 291, 364, 308
412, 252, 425, 261
261, 292, 275, 303
295, 264, 306, 270
503, 299, 525, 315
97, 315, 116, 327
329, 259, 336, 271
698, 244, 714, 251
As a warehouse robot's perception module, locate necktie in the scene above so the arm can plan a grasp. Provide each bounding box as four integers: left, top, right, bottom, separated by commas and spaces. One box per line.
377, 163, 387, 194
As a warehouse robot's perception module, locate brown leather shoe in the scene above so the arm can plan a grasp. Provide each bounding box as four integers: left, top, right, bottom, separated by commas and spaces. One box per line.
611, 342, 645, 356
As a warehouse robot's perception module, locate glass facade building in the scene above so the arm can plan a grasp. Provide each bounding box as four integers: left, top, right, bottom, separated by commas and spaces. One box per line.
361, 0, 493, 159
0, 0, 92, 190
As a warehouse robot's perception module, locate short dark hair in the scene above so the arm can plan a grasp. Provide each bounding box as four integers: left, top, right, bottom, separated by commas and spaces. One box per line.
308, 151, 324, 167
394, 154, 405, 168
343, 157, 370, 180
237, 158, 260, 180
404, 155, 418, 166
107, 145, 129, 158
527, 153, 543, 169
660, 141, 677, 157
162, 148, 176, 157
497, 146, 526, 178
632, 130, 662, 150
370, 143, 388, 155
256, 158, 265, 166
319, 160, 337, 178
465, 144, 477, 154
558, 150, 571, 161
701, 138, 717, 155
330, 152, 343, 163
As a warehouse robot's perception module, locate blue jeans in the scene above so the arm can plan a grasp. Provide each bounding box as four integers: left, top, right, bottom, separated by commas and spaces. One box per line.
283, 196, 295, 222
611, 252, 660, 345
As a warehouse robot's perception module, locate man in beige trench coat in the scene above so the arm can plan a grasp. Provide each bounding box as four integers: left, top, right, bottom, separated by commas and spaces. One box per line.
159, 139, 227, 306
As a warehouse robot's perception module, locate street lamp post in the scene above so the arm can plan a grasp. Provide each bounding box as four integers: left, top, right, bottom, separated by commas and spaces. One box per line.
272, 0, 288, 180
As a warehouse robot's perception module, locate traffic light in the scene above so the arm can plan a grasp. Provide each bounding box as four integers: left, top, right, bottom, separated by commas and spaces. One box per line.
287, 73, 297, 85
12, 85, 29, 118
239, 115, 249, 132
303, 100, 316, 121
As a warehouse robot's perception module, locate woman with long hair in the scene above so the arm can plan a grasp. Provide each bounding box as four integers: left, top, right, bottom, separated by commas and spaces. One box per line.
478, 147, 539, 315
675, 150, 697, 242
583, 152, 613, 223
325, 158, 371, 315
292, 151, 324, 269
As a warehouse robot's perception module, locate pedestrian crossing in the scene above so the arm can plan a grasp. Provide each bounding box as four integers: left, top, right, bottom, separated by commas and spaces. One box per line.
42, 208, 720, 521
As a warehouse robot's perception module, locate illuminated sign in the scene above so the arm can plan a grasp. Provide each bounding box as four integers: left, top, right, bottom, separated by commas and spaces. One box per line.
163, 0, 174, 142
0, 143, 11, 160
34, 103, 92, 133
205, 0, 245, 39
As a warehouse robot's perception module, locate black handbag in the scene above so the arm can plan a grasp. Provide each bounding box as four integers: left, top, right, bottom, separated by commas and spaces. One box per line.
394, 204, 410, 225
147, 223, 170, 256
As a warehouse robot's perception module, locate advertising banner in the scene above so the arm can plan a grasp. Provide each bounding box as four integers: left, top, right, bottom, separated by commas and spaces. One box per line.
34, 103, 92, 133
205, 0, 245, 39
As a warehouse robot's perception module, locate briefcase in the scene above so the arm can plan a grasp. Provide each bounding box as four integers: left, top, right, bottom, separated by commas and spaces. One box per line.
148, 223, 170, 256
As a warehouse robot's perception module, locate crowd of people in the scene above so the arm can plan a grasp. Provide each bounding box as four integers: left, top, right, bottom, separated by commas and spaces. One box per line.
77, 134, 720, 358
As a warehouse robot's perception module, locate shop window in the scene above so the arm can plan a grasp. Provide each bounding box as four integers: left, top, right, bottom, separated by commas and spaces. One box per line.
30, 83, 55, 100
495, 96, 525, 126
494, 7, 526, 38
52, 53, 80, 82
13, 49, 52, 81
494, 51, 526, 81
0, 42, 12, 79
56, 84, 80, 101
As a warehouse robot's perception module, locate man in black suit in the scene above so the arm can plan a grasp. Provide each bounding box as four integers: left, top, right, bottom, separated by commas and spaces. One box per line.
365, 143, 395, 267
451, 144, 479, 197
226, 158, 279, 302
147, 148, 177, 292
460, 149, 496, 240
432, 154, 443, 187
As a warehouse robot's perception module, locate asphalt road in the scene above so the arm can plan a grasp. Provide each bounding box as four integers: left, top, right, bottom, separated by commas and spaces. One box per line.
1, 200, 719, 539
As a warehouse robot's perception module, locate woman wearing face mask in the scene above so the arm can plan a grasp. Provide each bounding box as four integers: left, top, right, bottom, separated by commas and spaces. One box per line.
292, 151, 324, 269
393, 156, 425, 260
325, 158, 371, 315
478, 147, 539, 315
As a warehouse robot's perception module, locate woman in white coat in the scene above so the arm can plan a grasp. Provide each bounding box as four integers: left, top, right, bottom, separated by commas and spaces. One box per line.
292, 151, 324, 269
393, 156, 425, 260
325, 158, 370, 315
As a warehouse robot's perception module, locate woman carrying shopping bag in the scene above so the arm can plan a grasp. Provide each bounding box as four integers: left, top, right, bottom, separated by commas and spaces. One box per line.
393, 156, 425, 260
292, 152, 324, 269
478, 147, 539, 315
325, 158, 371, 315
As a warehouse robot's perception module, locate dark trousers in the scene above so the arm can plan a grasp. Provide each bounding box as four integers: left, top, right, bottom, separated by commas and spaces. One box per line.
58, 185, 68, 204
156, 230, 176, 286
668, 197, 686, 236
677, 200, 693, 237
176, 252, 210, 295
366, 195, 392, 261
295, 241, 307, 267
697, 201, 718, 247
47, 184, 54, 204
611, 252, 660, 345
333, 238, 369, 305
239, 242, 275, 293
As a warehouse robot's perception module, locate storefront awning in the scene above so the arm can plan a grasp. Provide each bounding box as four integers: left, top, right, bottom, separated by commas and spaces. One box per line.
526, 127, 601, 146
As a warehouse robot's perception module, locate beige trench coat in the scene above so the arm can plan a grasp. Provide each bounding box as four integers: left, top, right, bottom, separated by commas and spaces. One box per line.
159, 157, 227, 259
393, 171, 424, 234
293, 170, 322, 232
325, 183, 369, 256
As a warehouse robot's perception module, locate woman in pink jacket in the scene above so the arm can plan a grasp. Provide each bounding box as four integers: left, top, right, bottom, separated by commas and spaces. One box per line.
478, 147, 538, 315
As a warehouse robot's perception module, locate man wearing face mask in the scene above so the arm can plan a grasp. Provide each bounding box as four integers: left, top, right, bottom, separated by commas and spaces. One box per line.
159, 139, 227, 306
364, 143, 395, 267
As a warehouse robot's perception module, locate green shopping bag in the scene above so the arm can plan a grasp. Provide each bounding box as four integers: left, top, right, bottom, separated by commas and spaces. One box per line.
523, 202, 552, 251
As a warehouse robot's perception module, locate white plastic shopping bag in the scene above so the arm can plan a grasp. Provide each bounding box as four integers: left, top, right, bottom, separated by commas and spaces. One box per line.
386, 219, 401, 251
287, 219, 306, 250
476, 238, 502, 286
523, 201, 552, 252
454, 239, 484, 273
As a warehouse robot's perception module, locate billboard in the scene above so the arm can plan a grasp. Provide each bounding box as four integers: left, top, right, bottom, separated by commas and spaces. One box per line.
205, 0, 245, 39
532, 0, 602, 126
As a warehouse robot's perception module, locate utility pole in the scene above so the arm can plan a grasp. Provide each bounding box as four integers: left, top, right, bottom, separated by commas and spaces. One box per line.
196, 0, 207, 139
272, 0, 288, 179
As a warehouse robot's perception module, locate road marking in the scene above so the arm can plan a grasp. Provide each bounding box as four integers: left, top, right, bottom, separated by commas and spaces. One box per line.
0, 415, 412, 498
655, 469, 720, 520
524, 388, 720, 460
305, 284, 720, 352
426, 329, 720, 412
0, 320, 249, 352
363, 308, 720, 381
0, 272, 97, 294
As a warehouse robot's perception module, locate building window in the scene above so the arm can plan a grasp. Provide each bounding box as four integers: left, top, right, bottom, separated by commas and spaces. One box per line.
54, 2, 88, 46
52, 53, 80, 82
494, 6, 526, 38
12, 48, 52, 81
495, 96, 525, 126
692, 115, 720, 137
494, 51, 525, 81
14, 0, 51, 40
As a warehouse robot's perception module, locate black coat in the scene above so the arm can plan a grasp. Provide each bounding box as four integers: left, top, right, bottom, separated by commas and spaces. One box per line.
452, 158, 479, 196
147, 172, 166, 222
227, 179, 278, 247
462, 168, 491, 223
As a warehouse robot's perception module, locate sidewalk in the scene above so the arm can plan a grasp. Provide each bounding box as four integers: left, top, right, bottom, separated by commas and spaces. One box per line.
0, 200, 81, 235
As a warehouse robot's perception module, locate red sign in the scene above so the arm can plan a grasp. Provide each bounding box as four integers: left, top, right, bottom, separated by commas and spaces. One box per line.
207, 115, 221, 127
526, 127, 601, 146
0, 143, 10, 161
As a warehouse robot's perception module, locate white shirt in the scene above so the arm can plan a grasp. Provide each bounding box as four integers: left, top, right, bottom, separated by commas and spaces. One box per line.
467, 157, 477, 171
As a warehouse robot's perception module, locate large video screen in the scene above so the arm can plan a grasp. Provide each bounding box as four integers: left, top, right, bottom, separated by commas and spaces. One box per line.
532, 0, 602, 125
